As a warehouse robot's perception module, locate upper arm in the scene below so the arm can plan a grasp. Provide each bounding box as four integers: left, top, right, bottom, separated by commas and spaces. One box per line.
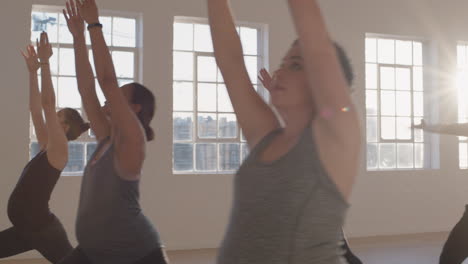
31, 110, 48, 150
220, 65, 280, 148
42, 106, 68, 170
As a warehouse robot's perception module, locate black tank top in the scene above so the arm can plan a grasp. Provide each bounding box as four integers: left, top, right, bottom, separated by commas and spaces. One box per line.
7, 151, 62, 230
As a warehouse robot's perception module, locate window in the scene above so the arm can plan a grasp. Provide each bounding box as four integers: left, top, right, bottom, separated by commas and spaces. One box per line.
172, 17, 266, 174
365, 36, 425, 170
30, 5, 141, 175
457, 44, 468, 169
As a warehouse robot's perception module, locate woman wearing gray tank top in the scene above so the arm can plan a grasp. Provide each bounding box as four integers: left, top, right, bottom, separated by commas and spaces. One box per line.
58, 1, 167, 264
207, 0, 361, 263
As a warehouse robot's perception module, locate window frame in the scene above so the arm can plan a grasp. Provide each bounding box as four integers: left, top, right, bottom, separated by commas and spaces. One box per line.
172, 16, 269, 175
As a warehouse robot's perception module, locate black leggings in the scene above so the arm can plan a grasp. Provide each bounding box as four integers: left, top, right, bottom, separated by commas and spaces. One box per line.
58, 246, 169, 264
0, 215, 72, 263
440, 205, 468, 264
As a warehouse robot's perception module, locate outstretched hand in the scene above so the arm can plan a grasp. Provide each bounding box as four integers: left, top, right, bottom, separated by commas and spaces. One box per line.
258, 68, 272, 90
63, 0, 85, 38
37, 32, 53, 63
412, 119, 426, 130
76, 0, 100, 24
21, 45, 40, 73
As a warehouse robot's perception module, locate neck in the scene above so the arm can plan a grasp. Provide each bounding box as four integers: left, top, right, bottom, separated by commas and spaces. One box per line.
276, 105, 314, 137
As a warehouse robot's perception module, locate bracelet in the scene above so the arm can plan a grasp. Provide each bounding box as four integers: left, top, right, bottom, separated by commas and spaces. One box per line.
87, 23, 103, 30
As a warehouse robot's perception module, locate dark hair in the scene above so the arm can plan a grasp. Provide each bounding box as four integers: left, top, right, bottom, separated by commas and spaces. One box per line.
61, 108, 90, 141
129, 82, 156, 141
293, 39, 354, 87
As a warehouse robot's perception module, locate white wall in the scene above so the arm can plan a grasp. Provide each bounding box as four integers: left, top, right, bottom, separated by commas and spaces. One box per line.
2, 0, 468, 259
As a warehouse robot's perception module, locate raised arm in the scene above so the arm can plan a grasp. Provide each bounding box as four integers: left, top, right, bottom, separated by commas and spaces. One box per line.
287, 0, 360, 198
78, 0, 145, 180
21, 45, 48, 150
207, 0, 279, 148
37, 32, 68, 170
414, 119, 468, 137
64, 0, 110, 142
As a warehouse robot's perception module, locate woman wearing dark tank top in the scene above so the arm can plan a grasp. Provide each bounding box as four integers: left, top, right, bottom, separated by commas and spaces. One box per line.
58, 1, 167, 264
208, 0, 361, 263
0, 32, 90, 263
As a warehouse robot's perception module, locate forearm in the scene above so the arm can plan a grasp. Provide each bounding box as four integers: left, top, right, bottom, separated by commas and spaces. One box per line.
40, 63, 56, 110
29, 72, 42, 112
89, 27, 119, 89
207, 0, 244, 67
424, 123, 468, 136
74, 35, 96, 94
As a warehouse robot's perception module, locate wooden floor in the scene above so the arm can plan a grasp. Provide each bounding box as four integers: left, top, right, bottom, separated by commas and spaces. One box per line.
0, 232, 460, 264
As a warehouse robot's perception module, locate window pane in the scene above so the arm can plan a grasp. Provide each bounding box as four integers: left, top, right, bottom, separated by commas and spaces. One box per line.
379, 143, 396, 169
413, 67, 423, 91
460, 143, 468, 169
58, 15, 73, 44
366, 64, 377, 89
112, 51, 134, 78
219, 143, 240, 171
396, 40, 412, 65
198, 113, 217, 138
198, 83, 217, 112
173, 82, 193, 111
173, 52, 194, 81
241, 143, 249, 161
413, 92, 424, 116
396, 91, 411, 116
380, 67, 395, 90
59, 48, 76, 75
174, 143, 193, 172
95, 79, 105, 105
113, 17, 136, 47
367, 143, 378, 169
118, 79, 134, 87
244, 56, 258, 84
218, 114, 238, 138
197, 56, 217, 82
381, 117, 396, 140
218, 84, 234, 112
194, 24, 213, 52
378, 39, 395, 64
458, 45, 467, 67
413, 42, 423, 66
195, 143, 217, 171
64, 143, 84, 173
30, 142, 41, 159
217, 68, 224, 83
396, 117, 411, 140
414, 118, 424, 142
58, 77, 81, 108
240, 27, 258, 55
365, 38, 377, 63
366, 90, 378, 116
380, 91, 396, 116
174, 112, 193, 141
174, 23, 194, 51
414, 143, 424, 168
397, 143, 414, 168
31, 12, 58, 43
396, 68, 411, 91
86, 143, 97, 162
367, 117, 378, 142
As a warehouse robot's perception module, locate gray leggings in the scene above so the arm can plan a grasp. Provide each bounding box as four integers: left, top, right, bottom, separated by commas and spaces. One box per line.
0, 215, 72, 263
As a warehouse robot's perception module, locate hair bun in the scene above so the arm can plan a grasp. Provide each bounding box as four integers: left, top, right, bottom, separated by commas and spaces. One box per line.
81, 122, 91, 131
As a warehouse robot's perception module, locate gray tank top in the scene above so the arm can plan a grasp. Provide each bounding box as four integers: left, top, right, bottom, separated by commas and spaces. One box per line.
217, 127, 349, 264
76, 138, 160, 264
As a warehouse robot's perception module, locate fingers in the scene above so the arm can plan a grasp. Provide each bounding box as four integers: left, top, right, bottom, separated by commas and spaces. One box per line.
20, 49, 28, 59
63, 9, 70, 22
70, 0, 77, 17
66, 1, 73, 18
36, 38, 40, 49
